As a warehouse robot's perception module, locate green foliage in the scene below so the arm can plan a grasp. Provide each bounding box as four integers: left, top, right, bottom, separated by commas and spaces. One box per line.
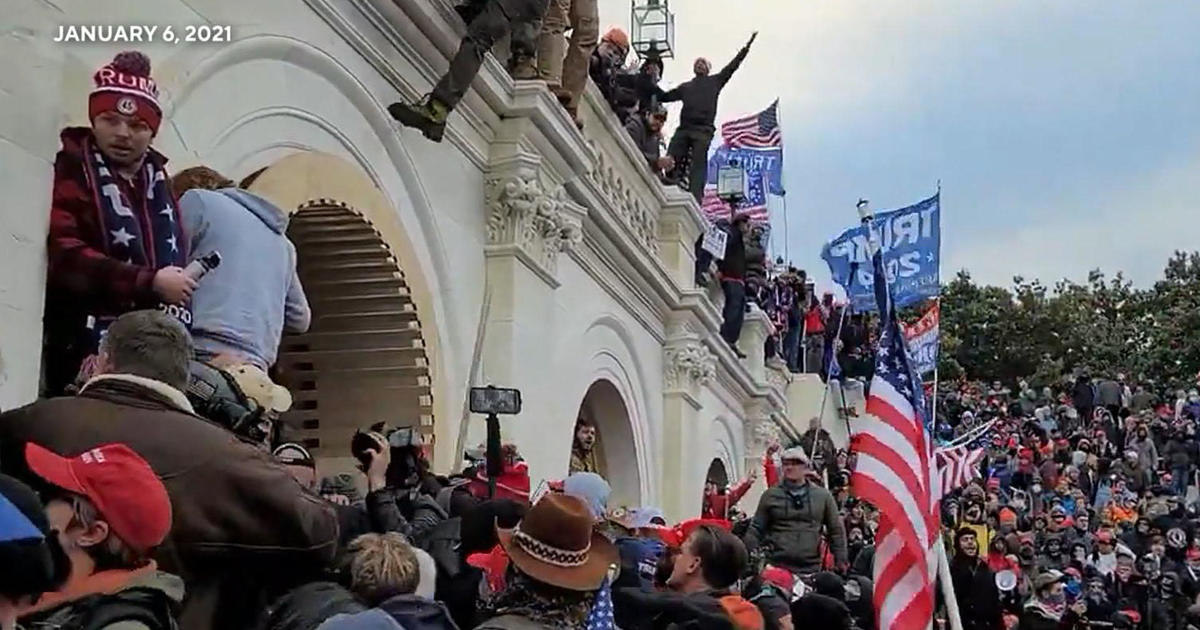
935, 251, 1200, 390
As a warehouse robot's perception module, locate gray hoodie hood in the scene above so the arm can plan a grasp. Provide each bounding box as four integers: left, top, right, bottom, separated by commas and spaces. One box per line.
218, 188, 289, 234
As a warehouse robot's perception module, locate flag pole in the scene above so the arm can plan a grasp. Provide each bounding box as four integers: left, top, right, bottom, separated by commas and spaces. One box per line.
854, 198, 962, 630
817, 303, 849, 438
931, 180, 944, 433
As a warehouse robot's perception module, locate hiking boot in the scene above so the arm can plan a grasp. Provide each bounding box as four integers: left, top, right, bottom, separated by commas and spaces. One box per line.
388, 98, 448, 142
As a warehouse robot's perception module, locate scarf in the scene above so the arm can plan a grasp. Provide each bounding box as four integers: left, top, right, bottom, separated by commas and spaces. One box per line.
82, 137, 190, 331
486, 571, 592, 629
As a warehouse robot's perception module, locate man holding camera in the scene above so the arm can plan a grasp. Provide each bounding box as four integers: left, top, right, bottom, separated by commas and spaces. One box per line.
355, 428, 449, 545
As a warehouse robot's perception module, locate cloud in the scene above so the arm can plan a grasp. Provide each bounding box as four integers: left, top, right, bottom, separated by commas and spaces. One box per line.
947, 151, 1200, 288
597, 1, 1200, 291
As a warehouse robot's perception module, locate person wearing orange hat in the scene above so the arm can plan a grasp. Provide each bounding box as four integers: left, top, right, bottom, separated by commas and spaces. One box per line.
536, 0, 600, 125
17, 443, 182, 630
44, 51, 195, 395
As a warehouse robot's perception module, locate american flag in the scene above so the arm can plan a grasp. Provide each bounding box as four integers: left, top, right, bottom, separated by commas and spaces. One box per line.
849, 248, 940, 630
935, 443, 984, 499
585, 577, 614, 630
721, 100, 782, 149
699, 169, 770, 223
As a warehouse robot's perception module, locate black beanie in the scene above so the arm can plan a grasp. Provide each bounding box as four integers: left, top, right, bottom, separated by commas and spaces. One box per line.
813, 571, 845, 600
0, 474, 70, 599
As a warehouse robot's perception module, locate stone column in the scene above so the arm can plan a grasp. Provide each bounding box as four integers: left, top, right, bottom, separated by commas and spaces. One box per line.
656, 190, 705, 291
479, 152, 584, 485
660, 333, 716, 522
740, 403, 783, 512
740, 305, 771, 384
0, 10, 64, 408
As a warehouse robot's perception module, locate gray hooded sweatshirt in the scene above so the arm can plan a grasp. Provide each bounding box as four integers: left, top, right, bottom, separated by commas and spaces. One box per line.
181, 188, 310, 368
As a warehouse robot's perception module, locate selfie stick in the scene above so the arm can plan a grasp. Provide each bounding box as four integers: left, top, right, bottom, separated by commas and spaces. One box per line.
485, 410, 501, 499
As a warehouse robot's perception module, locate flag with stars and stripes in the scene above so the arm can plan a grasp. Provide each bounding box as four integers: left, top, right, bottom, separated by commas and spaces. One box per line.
935, 443, 985, 499
585, 577, 614, 630
721, 100, 782, 149
849, 247, 940, 630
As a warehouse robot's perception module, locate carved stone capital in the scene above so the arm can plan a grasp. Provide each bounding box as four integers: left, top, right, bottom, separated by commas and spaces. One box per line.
663, 341, 716, 391
752, 419, 782, 451
485, 173, 582, 278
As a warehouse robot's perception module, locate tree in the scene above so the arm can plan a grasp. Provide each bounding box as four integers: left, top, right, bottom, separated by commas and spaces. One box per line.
927, 252, 1200, 389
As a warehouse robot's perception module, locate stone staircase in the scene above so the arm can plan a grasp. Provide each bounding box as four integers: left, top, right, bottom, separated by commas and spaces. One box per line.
277, 200, 434, 457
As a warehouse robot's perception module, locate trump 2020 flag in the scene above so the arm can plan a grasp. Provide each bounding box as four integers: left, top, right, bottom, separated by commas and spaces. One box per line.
821, 194, 941, 312
902, 300, 940, 376
706, 144, 785, 196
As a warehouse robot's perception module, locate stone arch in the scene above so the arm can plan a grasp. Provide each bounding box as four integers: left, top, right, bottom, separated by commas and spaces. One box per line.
558, 315, 655, 506
575, 378, 641, 509
273, 199, 434, 475
244, 152, 446, 472
706, 458, 730, 488
712, 415, 742, 480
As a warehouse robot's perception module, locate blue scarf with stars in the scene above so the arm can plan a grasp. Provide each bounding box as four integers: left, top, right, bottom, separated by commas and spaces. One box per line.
83, 136, 191, 327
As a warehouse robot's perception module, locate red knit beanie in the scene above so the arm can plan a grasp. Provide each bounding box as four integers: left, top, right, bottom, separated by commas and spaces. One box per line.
88, 51, 162, 134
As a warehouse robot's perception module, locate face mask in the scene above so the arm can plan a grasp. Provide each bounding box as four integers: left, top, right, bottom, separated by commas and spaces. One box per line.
1046, 592, 1066, 605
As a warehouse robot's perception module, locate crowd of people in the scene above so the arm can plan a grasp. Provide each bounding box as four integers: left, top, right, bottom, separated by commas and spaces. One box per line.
930, 374, 1200, 629
10, 3, 1200, 630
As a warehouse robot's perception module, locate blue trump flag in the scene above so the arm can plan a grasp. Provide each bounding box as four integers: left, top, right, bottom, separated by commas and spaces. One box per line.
706, 145, 785, 196
821, 194, 941, 312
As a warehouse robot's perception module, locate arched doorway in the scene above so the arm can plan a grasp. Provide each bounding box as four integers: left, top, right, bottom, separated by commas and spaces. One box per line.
706, 458, 730, 488
575, 379, 641, 509
275, 199, 435, 467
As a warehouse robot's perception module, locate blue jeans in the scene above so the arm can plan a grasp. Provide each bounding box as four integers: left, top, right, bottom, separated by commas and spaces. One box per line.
1174, 466, 1190, 496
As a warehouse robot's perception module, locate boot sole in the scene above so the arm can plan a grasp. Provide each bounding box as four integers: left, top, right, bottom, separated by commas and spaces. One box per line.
388, 103, 446, 143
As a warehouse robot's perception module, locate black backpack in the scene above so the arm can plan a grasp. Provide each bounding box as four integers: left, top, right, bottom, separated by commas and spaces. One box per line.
31, 587, 177, 630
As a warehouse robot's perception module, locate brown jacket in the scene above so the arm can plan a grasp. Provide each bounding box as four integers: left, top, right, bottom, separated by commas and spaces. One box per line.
0, 374, 339, 629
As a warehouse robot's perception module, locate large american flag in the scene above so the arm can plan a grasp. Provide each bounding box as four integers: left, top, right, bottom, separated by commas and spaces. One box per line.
849, 247, 940, 630
699, 169, 770, 223
721, 100, 782, 149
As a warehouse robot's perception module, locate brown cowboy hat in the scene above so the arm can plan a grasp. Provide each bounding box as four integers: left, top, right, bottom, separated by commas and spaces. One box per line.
497, 492, 617, 591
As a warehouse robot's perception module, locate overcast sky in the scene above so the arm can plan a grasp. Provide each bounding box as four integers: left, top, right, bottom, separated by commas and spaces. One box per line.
597, 1, 1200, 291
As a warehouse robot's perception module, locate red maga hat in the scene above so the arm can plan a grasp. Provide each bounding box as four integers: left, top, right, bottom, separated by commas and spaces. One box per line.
26, 443, 171, 553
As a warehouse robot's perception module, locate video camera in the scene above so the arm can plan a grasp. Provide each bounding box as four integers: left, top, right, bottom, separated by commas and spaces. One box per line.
186, 360, 272, 445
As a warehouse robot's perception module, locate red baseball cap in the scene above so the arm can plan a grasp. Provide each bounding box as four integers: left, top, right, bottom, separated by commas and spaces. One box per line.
26, 443, 171, 553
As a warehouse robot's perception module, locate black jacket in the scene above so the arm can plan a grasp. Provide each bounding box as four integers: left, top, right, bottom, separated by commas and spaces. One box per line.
624, 116, 663, 171
949, 555, 1003, 630
613, 588, 750, 630
365, 486, 448, 545
375, 594, 459, 630
661, 45, 751, 129
255, 582, 366, 630
789, 593, 852, 630
718, 226, 747, 280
